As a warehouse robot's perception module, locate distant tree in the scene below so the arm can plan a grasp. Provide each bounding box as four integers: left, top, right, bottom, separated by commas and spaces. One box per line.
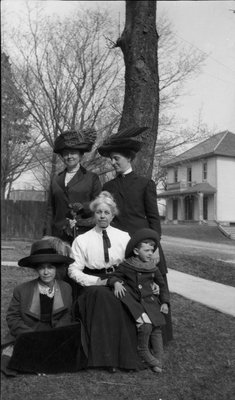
1, 52, 40, 198
6, 6, 123, 180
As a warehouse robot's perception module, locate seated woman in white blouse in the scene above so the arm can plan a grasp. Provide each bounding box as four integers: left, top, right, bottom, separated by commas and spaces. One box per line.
68, 192, 143, 372
68, 191, 130, 287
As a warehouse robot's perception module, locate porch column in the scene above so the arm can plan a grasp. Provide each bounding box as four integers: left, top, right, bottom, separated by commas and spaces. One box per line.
198, 192, 204, 224
179, 196, 184, 220
165, 198, 169, 222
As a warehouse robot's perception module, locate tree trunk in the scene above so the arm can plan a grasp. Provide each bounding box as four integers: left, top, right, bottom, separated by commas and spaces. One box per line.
117, 0, 159, 178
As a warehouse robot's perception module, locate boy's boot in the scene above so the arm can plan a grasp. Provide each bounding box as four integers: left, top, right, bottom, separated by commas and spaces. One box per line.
150, 327, 163, 373
137, 323, 160, 368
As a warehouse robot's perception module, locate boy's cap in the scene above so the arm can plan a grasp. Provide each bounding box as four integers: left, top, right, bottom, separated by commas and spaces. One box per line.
125, 228, 160, 259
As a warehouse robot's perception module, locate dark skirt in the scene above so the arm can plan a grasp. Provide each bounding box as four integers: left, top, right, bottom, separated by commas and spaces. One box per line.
3, 323, 87, 375
74, 285, 143, 370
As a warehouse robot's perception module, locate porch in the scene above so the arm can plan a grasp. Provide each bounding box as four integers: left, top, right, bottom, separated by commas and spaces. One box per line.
159, 182, 216, 224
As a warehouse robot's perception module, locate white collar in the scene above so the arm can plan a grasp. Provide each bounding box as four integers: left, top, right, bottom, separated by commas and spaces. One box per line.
66, 164, 80, 174
94, 225, 112, 234
122, 167, 132, 175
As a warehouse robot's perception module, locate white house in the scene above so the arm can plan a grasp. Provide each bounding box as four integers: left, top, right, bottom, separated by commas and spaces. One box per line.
159, 131, 235, 229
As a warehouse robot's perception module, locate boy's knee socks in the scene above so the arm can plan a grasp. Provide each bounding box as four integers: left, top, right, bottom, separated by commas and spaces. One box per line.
150, 327, 163, 367
137, 323, 160, 368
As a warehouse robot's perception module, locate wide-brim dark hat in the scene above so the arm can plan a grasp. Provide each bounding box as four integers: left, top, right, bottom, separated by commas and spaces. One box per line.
98, 126, 148, 157
18, 239, 74, 268
54, 129, 97, 154
125, 228, 160, 259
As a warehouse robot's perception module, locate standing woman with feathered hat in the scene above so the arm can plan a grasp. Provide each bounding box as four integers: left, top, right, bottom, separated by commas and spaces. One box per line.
98, 126, 173, 344
43, 129, 102, 245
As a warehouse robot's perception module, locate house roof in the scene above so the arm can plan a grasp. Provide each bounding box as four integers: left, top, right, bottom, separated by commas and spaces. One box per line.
159, 182, 216, 198
163, 131, 235, 167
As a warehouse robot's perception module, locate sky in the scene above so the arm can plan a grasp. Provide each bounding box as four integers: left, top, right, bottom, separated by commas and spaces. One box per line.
2, 0, 235, 134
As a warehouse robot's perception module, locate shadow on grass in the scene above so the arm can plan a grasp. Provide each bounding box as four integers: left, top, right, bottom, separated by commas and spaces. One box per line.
1, 266, 235, 400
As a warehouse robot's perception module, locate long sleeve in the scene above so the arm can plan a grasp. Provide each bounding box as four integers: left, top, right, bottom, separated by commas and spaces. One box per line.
6, 287, 34, 338
154, 268, 170, 305
82, 174, 102, 216
68, 236, 100, 286
144, 180, 162, 237
68, 226, 130, 286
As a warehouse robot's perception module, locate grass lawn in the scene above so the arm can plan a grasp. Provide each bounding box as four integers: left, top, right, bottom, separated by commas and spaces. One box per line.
1, 240, 33, 262
165, 252, 235, 287
162, 224, 235, 245
1, 264, 235, 400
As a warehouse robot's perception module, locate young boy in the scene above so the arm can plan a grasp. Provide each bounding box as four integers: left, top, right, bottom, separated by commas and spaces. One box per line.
107, 228, 170, 373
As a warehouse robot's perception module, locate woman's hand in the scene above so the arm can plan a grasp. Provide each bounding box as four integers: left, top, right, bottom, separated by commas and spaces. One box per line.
96, 278, 108, 286
160, 303, 169, 314
151, 282, 160, 295
67, 218, 77, 229
114, 281, 126, 298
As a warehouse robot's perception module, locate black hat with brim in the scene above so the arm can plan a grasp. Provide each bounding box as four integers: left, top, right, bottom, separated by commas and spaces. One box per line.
18, 238, 74, 268
18, 254, 74, 268
125, 228, 160, 259
98, 126, 148, 157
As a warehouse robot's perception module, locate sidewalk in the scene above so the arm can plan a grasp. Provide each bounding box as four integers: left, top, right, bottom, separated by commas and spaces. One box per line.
2, 260, 235, 317
167, 268, 235, 317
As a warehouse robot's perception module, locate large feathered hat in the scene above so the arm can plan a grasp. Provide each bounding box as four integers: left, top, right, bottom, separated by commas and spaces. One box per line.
98, 126, 149, 157
18, 238, 74, 268
54, 129, 97, 154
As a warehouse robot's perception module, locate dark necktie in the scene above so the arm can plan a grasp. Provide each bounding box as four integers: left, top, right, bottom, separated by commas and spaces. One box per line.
102, 229, 111, 262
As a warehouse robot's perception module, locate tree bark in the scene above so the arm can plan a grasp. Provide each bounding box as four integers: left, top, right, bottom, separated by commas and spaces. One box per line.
117, 0, 159, 178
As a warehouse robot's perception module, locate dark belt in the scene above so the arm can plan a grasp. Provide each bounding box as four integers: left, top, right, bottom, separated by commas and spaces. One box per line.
83, 266, 117, 276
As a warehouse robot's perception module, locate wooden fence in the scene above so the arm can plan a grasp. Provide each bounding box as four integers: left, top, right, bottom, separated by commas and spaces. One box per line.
1, 200, 47, 240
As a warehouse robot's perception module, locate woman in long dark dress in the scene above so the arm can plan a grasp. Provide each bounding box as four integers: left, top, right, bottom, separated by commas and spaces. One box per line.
43, 129, 102, 298
68, 192, 143, 370
43, 129, 101, 245
98, 126, 173, 343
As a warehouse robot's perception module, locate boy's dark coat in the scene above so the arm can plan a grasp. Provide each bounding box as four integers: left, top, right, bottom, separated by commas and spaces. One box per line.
108, 261, 170, 327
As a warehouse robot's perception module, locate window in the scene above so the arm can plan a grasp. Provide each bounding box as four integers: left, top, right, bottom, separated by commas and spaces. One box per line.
174, 168, 178, 183
202, 162, 207, 181
187, 167, 192, 183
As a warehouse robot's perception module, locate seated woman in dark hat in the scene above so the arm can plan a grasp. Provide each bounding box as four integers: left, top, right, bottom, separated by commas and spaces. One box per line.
68, 191, 143, 371
1, 237, 86, 376
43, 129, 102, 245
98, 126, 173, 343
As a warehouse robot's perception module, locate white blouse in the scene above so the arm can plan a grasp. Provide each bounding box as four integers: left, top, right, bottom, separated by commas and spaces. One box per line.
68, 225, 130, 286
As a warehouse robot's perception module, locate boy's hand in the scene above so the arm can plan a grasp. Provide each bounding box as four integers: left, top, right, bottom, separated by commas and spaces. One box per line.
114, 281, 126, 298
151, 282, 160, 295
160, 303, 169, 314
